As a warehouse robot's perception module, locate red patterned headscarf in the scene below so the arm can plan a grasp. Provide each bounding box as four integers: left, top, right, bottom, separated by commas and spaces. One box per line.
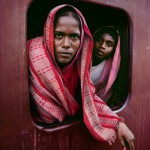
27, 4, 121, 142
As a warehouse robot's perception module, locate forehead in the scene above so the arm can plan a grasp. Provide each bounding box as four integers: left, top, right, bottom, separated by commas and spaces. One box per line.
97, 33, 115, 42
55, 16, 80, 30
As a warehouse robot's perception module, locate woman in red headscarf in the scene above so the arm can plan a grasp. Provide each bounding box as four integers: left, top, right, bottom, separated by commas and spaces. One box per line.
27, 4, 134, 149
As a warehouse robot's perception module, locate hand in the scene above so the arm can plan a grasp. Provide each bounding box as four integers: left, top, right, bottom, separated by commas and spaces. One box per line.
117, 122, 135, 150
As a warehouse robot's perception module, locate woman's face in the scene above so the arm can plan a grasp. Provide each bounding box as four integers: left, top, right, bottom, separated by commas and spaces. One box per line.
93, 33, 116, 61
54, 15, 81, 67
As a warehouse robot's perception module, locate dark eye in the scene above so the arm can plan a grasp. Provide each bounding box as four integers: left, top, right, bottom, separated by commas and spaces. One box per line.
70, 34, 80, 41
55, 32, 63, 39
96, 38, 103, 44
106, 42, 114, 47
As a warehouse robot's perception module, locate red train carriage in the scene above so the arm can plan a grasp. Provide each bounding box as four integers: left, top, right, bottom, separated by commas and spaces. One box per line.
0, 0, 150, 149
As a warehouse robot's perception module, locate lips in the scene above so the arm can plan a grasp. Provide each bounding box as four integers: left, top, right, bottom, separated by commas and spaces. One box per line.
58, 52, 71, 57
97, 50, 104, 55
95, 49, 104, 58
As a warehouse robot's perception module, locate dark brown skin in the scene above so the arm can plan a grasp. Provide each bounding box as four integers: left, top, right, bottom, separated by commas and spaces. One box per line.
93, 33, 115, 65
54, 15, 80, 68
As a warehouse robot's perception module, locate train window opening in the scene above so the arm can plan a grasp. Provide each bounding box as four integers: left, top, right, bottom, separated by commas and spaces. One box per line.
27, 0, 131, 131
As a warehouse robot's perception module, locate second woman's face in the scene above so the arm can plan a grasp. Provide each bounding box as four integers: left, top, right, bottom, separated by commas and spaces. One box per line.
54, 15, 81, 67
94, 33, 116, 61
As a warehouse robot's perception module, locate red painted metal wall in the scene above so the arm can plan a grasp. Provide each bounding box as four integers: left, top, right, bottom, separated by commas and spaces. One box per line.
0, 0, 150, 149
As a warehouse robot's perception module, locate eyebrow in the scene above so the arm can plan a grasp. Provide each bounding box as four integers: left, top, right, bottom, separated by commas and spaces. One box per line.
106, 40, 114, 43
70, 33, 81, 36
54, 31, 81, 36
54, 31, 64, 34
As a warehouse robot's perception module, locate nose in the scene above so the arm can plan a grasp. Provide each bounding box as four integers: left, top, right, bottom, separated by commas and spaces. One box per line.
101, 41, 106, 48
62, 37, 70, 49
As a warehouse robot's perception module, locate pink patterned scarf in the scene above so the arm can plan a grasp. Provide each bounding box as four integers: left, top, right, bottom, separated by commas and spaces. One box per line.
27, 4, 121, 142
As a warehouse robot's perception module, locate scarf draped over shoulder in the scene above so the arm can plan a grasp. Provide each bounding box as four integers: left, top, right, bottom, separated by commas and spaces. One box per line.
27, 4, 122, 142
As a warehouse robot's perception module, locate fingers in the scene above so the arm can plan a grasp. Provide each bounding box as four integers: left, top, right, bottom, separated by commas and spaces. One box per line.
108, 140, 113, 145
126, 132, 135, 150
130, 141, 135, 150
120, 137, 135, 150
119, 138, 126, 150
128, 139, 135, 150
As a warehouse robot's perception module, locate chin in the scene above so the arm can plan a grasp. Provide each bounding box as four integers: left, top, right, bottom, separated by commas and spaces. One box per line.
96, 56, 103, 60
